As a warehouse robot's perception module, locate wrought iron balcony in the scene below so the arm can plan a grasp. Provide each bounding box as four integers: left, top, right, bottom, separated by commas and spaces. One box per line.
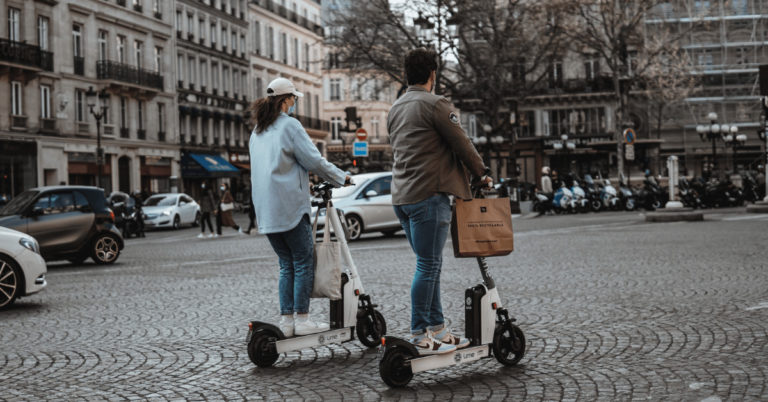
120, 127, 130, 138
0, 39, 54, 71
74, 56, 84, 75
137, 129, 146, 139
97, 60, 163, 91
296, 115, 331, 132
40, 118, 57, 134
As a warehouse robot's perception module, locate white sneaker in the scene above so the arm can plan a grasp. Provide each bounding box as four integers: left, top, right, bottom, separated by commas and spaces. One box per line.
294, 316, 330, 336
279, 315, 294, 338
207, 233, 213, 238
432, 327, 470, 349
213, 233, 220, 238
197, 233, 205, 239
410, 331, 457, 355
238, 228, 244, 235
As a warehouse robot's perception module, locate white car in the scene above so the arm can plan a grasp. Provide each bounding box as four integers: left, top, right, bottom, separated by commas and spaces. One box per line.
0, 226, 47, 309
311, 172, 401, 241
142, 193, 201, 229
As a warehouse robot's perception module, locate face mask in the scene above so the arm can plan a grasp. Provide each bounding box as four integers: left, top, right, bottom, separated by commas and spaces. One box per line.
220, 186, 226, 191
288, 103, 296, 115
201, 184, 206, 189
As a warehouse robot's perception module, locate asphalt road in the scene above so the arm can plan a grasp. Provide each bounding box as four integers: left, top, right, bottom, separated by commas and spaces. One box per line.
2, 208, 767, 401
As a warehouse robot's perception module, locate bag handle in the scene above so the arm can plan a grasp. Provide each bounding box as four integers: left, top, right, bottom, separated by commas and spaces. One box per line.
312, 206, 321, 245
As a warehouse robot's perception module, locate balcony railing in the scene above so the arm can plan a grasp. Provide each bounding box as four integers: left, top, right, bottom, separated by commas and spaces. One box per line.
78, 122, 90, 134
137, 129, 146, 139
120, 127, 130, 138
10, 115, 27, 129
0, 39, 54, 71
103, 124, 115, 136
97, 60, 164, 90
253, 0, 324, 36
40, 118, 57, 133
74, 56, 85, 75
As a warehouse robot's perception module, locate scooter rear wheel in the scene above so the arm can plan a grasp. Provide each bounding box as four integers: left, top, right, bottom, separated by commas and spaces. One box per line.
492, 322, 526, 366
379, 346, 414, 388
356, 309, 387, 348
247, 330, 279, 368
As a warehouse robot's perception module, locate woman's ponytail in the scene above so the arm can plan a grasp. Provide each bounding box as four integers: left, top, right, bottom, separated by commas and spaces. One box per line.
248, 94, 291, 133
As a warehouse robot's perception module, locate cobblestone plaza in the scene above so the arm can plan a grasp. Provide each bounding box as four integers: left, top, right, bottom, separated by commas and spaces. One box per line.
2, 211, 767, 400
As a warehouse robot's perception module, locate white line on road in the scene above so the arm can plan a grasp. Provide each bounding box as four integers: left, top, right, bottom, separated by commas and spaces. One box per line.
721, 214, 768, 221
745, 302, 768, 311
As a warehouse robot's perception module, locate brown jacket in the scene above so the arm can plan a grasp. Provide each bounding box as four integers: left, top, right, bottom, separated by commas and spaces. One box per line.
387, 86, 485, 205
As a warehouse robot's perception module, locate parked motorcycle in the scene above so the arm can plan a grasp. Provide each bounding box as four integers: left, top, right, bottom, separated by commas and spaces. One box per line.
678, 177, 703, 209
583, 174, 603, 212
553, 183, 576, 214
570, 176, 590, 213
600, 179, 620, 210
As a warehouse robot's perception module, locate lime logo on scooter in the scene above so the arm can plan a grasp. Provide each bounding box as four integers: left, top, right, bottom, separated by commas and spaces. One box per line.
466, 297, 472, 307
318, 335, 325, 344
454, 353, 462, 363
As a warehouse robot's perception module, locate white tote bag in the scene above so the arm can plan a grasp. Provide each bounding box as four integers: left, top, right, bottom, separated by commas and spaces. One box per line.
311, 208, 342, 300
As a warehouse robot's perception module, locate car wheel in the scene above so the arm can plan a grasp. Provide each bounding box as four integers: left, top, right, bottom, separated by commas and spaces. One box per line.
345, 214, 363, 241
193, 212, 201, 227
172, 215, 181, 230
0, 256, 21, 310
91, 234, 120, 265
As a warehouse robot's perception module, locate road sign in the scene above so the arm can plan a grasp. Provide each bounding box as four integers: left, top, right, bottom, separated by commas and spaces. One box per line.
625, 143, 635, 161
355, 128, 368, 141
353, 141, 368, 157
623, 128, 636, 144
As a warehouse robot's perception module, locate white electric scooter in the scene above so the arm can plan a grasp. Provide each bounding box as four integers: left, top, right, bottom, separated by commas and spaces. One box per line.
246, 182, 387, 367
378, 185, 526, 387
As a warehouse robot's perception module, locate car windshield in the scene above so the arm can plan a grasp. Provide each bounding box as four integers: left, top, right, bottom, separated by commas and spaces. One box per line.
0, 190, 38, 216
331, 179, 368, 198
144, 195, 176, 206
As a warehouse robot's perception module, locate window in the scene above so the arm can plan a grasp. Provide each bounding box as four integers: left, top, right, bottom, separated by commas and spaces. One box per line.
468, 114, 477, 138
187, 12, 194, 35
735, 47, 751, 65
233, 69, 239, 95
212, 62, 219, 88
268, 26, 274, 59
330, 78, 342, 101
199, 18, 205, 40
134, 40, 143, 69
158, 103, 165, 134
98, 30, 109, 61
102, 96, 111, 125
223, 66, 229, 93
585, 58, 599, 80
176, 10, 182, 31
280, 32, 287, 64
153, 0, 162, 14
210, 23, 217, 44
548, 61, 563, 88
314, 94, 318, 119
293, 37, 299, 67
117, 35, 126, 63
36, 192, 78, 215
200, 59, 208, 88
11, 81, 22, 116
331, 116, 342, 140
362, 177, 391, 197
240, 34, 245, 55
256, 77, 263, 97
75, 89, 85, 122
232, 30, 237, 52
304, 43, 310, 71
306, 92, 312, 118
188, 56, 196, 86
372, 116, 380, 137
40, 85, 51, 119
154, 46, 163, 73
137, 101, 145, 130
120, 97, 128, 129
38, 16, 49, 50
8, 8, 20, 42
253, 21, 261, 54
222, 25, 228, 48
241, 72, 247, 97
72, 24, 83, 57
177, 53, 184, 83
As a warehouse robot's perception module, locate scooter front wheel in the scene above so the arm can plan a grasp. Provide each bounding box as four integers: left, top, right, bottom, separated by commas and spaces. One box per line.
492, 322, 526, 366
247, 330, 280, 368
379, 346, 415, 388
356, 309, 387, 348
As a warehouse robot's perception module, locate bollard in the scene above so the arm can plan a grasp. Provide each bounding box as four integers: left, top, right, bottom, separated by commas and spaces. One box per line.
665, 156, 684, 209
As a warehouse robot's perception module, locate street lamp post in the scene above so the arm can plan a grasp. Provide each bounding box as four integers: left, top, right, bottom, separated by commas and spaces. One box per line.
696, 112, 738, 178
86, 86, 110, 189
759, 127, 768, 202
723, 130, 747, 173
551, 133, 576, 172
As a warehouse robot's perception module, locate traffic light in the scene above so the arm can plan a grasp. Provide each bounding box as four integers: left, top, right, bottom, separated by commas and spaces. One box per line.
352, 159, 357, 167
344, 106, 362, 130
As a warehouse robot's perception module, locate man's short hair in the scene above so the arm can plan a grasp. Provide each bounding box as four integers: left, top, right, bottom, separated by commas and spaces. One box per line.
404, 48, 438, 86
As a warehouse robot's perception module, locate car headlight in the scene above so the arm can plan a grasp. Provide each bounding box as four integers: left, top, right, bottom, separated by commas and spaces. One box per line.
19, 237, 40, 254
319, 208, 326, 217
161, 210, 171, 216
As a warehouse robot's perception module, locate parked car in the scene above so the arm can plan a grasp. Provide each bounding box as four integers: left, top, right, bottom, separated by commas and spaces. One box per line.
310, 172, 400, 241
142, 193, 200, 229
0, 186, 124, 265
0, 226, 47, 309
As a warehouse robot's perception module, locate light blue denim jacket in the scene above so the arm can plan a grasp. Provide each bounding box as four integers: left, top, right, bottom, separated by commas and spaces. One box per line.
249, 113, 346, 234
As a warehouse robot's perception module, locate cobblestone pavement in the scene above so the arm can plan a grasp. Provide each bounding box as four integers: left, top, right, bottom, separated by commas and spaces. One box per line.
2, 210, 767, 401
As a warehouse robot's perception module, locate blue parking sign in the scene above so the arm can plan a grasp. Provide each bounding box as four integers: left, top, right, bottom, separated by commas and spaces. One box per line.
353, 141, 368, 157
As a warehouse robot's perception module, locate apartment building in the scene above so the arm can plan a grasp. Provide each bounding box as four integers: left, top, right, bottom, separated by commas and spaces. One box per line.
248, 0, 328, 150
647, 0, 768, 176
174, 0, 251, 196
0, 0, 177, 197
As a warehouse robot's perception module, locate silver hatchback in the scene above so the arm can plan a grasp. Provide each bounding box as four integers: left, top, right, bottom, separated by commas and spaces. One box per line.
311, 172, 401, 241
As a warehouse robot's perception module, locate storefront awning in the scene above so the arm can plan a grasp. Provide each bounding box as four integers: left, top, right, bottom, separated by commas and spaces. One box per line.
181, 153, 240, 178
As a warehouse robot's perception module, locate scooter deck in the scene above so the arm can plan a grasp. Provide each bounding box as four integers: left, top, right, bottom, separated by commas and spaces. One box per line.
409, 345, 491, 373
274, 327, 353, 353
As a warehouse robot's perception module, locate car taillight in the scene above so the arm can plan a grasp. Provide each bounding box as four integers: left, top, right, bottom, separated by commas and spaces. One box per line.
109, 208, 115, 222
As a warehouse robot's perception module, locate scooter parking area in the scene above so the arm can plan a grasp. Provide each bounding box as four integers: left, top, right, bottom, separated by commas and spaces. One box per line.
2, 210, 767, 400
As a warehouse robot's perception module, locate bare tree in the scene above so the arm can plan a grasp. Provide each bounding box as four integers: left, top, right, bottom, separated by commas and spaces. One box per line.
327, 0, 571, 181
563, 0, 706, 177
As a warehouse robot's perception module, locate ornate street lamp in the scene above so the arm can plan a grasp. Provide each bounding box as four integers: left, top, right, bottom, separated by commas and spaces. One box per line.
696, 112, 738, 177
723, 126, 746, 173
86, 86, 110, 189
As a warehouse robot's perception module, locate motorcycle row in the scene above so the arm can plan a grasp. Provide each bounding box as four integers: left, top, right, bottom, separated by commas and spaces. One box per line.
532, 172, 764, 215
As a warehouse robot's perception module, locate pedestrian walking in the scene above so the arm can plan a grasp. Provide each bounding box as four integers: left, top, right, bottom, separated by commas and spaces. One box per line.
197, 182, 216, 238
216, 182, 241, 235
249, 77, 351, 337
243, 185, 257, 235
387, 48, 490, 354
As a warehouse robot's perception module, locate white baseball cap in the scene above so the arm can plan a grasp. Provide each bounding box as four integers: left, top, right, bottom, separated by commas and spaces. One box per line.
266, 77, 304, 97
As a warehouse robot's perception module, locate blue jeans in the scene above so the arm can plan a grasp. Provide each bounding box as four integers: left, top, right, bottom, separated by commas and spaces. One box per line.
394, 193, 452, 334
266, 214, 314, 315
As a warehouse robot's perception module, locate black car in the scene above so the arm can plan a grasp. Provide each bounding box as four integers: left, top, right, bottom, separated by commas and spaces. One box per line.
0, 186, 125, 265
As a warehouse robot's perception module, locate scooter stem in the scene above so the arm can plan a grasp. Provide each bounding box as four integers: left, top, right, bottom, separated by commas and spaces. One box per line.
476, 257, 496, 290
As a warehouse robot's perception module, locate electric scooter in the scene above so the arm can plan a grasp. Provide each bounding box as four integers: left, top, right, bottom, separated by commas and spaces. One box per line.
378, 185, 526, 388
246, 182, 387, 367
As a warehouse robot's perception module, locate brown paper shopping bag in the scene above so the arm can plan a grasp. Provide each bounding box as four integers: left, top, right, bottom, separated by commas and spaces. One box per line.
451, 197, 514, 258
